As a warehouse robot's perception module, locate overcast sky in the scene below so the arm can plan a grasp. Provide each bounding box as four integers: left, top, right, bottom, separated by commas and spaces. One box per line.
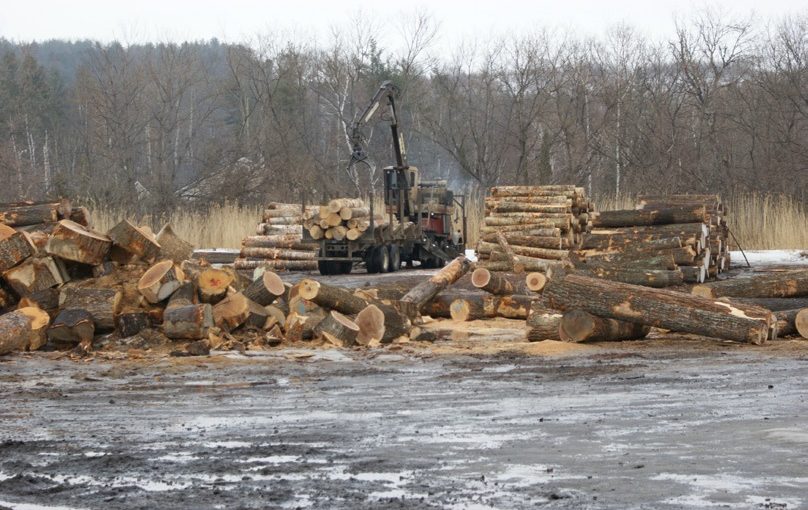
1, 0, 806, 49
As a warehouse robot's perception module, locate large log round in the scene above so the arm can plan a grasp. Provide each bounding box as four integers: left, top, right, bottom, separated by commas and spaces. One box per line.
559, 309, 650, 342
138, 260, 185, 303
692, 269, 808, 299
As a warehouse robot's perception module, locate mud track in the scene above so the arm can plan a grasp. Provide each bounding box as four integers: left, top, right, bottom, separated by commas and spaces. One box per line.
1, 341, 807, 509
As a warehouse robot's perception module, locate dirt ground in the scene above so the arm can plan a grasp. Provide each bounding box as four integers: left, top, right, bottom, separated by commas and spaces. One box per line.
1, 268, 808, 509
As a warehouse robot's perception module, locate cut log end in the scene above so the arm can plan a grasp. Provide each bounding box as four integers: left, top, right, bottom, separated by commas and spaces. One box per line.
138, 259, 185, 303
797, 309, 808, 339
355, 304, 385, 345
525, 272, 547, 292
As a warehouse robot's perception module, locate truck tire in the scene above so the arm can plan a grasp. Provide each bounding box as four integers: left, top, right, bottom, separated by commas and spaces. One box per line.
388, 244, 400, 272
339, 261, 353, 275
376, 245, 391, 273
318, 260, 333, 276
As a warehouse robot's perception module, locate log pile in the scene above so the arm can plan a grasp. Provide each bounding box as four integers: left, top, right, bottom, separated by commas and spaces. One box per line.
302, 197, 407, 244
234, 203, 318, 272
573, 194, 727, 286
476, 185, 591, 273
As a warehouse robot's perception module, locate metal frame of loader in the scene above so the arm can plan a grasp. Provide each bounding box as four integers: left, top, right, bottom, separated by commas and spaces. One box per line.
302, 190, 467, 275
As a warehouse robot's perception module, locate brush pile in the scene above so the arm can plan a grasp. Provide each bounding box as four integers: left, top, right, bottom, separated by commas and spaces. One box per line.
476, 185, 593, 273
234, 203, 318, 272
572, 194, 728, 287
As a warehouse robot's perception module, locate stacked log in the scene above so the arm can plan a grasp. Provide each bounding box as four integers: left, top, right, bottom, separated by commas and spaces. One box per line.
477, 185, 591, 273
303, 197, 399, 243
234, 203, 318, 272
574, 195, 726, 286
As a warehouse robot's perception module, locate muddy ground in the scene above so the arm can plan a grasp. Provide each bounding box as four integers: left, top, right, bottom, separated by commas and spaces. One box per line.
1, 267, 808, 509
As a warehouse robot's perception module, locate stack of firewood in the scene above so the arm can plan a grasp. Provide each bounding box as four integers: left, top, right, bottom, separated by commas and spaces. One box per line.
572, 194, 726, 286
234, 203, 318, 272
636, 194, 730, 276
476, 185, 592, 273
0, 199, 200, 355
303, 198, 403, 242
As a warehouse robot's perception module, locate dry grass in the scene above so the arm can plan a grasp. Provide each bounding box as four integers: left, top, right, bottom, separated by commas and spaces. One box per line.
90, 203, 262, 249
86, 191, 807, 252
594, 192, 808, 250
724, 192, 808, 250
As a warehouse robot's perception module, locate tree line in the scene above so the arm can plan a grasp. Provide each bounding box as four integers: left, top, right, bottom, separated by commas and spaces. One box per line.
0, 11, 806, 217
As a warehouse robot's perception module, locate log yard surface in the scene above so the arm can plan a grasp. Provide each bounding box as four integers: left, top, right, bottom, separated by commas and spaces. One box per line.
1, 257, 808, 510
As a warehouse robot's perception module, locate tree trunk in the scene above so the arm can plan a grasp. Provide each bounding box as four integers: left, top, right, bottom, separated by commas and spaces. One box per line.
212, 292, 251, 331
69, 206, 91, 227
355, 304, 385, 346
3, 256, 67, 296
244, 299, 269, 329
571, 252, 677, 271
59, 287, 122, 331
0, 307, 50, 355
477, 256, 564, 273
484, 216, 570, 229
581, 225, 707, 250
471, 267, 513, 295
680, 266, 706, 284
233, 259, 318, 271
400, 256, 473, 312
543, 273, 773, 344
238, 247, 315, 260
590, 206, 707, 228
559, 309, 650, 342
163, 304, 214, 340
328, 198, 364, 213
480, 224, 564, 235
197, 267, 234, 304
0, 224, 34, 271
721, 297, 808, 312
47, 220, 112, 265
156, 224, 194, 263
48, 308, 94, 345
525, 272, 547, 292
796, 309, 808, 339
242, 235, 317, 251
138, 260, 185, 303
116, 311, 150, 337
692, 269, 808, 299
242, 270, 285, 306
107, 220, 162, 262
526, 304, 562, 341
0, 202, 61, 227
486, 202, 570, 213
297, 279, 409, 342
480, 232, 566, 249
314, 310, 360, 347
449, 294, 533, 321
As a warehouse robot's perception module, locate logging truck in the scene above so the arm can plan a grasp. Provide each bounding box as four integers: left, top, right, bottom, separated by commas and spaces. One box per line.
304, 81, 467, 275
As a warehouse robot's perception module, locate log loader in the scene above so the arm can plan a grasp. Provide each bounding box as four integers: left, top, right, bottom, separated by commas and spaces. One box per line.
306, 81, 467, 275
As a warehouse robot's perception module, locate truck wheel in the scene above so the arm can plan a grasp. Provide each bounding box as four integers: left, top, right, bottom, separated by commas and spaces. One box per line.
376, 245, 391, 273
366, 253, 379, 274
318, 260, 333, 276
388, 244, 400, 272
339, 261, 353, 274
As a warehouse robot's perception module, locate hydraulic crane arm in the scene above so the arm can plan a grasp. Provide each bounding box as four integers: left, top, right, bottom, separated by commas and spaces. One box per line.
348, 81, 407, 169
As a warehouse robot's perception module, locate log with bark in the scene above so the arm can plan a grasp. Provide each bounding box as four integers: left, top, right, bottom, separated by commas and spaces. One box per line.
0, 224, 34, 271
525, 272, 547, 292
196, 267, 234, 304
721, 297, 808, 312
471, 268, 530, 295
577, 267, 685, 288
47, 220, 112, 265
581, 224, 708, 250
107, 220, 162, 262
485, 202, 571, 213
212, 292, 251, 331
526, 304, 562, 341
590, 206, 707, 228
480, 233, 567, 250
116, 311, 151, 337
355, 304, 385, 346
59, 287, 122, 331
796, 309, 808, 339
18, 288, 60, 316
297, 279, 409, 342
138, 260, 185, 303
327, 198, 365, 214
543, 273, 774, 344
156, 224, 194, 263
3, 256, 67, 296
314, 310, 360, 347
0, 201, 63, 227
559, 310, 651, 342
0, 307, 50, 354
48, 308, 95, 346
242, 270, 286, 306
449, 294, 533, 321
570, 251, 678, 271
242, 235, 318, 251
163, 304, 214, 340
692, 269, 808, 299
244, 299, 270, 330
238, 247, 315, 260
233, 258, 318, 271
400, 256, 473, 313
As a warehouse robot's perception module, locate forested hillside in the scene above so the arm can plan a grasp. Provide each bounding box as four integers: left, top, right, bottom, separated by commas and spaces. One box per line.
0, 12, 807, 217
